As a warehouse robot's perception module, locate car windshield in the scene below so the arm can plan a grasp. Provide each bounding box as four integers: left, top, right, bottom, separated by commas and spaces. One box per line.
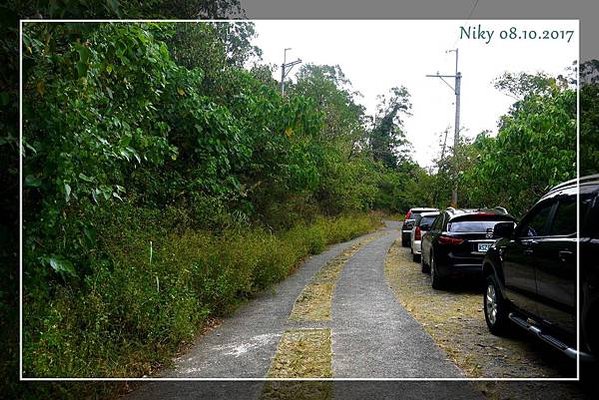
447, 220, 508, 232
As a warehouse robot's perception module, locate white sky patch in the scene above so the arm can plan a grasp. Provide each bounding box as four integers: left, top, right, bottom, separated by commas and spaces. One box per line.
251, 20, 578, 168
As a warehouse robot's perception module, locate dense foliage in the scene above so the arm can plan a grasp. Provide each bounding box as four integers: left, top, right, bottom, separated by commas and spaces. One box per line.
20, 22, 396, 379
460, 72, 577, 216
581, 60, 599, 176
418, 71, 579, 217
2, 12, 592, 397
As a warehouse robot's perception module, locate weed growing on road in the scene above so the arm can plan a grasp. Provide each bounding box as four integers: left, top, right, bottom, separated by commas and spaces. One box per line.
288, 234, 379, 322
261, 381, 332, 400
267, 328, 333, 378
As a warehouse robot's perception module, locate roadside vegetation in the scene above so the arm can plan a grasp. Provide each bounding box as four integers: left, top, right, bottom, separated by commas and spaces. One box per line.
20, 21, 408, 380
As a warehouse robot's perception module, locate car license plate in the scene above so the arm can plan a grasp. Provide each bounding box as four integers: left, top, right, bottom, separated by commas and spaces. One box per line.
478, 243, 492, 252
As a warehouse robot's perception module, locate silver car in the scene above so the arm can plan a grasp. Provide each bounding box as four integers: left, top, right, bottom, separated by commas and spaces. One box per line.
410, 211, 440, 262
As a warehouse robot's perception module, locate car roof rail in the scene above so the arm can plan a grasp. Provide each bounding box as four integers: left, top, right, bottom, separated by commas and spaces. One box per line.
494, 206, 508, 213
446, 206, 456, 213
549, 174, 599, 192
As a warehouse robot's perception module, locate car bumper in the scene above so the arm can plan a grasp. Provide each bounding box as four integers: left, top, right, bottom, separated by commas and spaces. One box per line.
438, 254, 484, 278
412, 240, 422, 254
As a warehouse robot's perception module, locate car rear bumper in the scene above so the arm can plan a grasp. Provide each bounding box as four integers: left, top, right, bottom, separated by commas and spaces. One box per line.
437, 253, 485, 278
412, 240, 422, 254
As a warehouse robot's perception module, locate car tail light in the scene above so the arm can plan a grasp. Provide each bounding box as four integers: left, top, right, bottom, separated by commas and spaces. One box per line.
438, 235, 464, 245
405, 210, 412, 219
415, 226, 422, 240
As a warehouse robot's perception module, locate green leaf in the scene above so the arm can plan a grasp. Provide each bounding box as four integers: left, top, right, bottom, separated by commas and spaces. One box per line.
44, 256, 77, 278
0, 92, 9, 106
25, 175, 42, 188
64, 183, 72, 203
83, 225, 96, 245
78, 173, 94, 183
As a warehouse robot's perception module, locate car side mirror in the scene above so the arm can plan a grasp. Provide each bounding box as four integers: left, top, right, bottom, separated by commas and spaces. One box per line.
493, 221, 515, 238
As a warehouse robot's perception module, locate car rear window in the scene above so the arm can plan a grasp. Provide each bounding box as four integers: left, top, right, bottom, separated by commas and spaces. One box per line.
418, 216, 437, 227
447, 220, 508, 232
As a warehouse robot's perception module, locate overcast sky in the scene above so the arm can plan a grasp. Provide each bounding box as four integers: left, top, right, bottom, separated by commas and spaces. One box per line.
251, 20, 578, 168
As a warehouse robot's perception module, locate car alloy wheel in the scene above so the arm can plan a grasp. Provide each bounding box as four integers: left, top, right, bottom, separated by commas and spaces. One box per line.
485, 283, 498, 325
430, 253, 443, 289
483, 274, 509, 335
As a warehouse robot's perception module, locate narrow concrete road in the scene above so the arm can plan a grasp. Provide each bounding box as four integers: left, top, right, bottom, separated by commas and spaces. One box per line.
160, 232, 371, 378
331, 221, 462, 377
126, 222, 483, 400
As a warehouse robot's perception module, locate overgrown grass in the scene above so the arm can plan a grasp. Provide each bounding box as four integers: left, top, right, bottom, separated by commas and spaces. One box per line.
23, 210, 380, 379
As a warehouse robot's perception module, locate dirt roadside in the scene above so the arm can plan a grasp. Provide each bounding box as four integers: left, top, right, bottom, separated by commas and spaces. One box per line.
384, 236, 589, 399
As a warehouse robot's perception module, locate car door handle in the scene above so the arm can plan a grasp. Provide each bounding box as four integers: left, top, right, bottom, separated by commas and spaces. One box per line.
524, 249, 534, 255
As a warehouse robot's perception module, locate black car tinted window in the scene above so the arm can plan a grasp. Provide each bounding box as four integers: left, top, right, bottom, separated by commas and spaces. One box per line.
551, 197, 576, 236
519, 201, 554, 237
582, 194, 598, 238
431, 215, 443, 231
419, 216, 437, 227
448, 221, 507, 232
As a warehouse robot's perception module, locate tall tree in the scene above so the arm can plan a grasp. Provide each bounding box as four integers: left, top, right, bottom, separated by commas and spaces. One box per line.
461, 71, 576, 216
291, 64, 367, 154
369, 86, 412, 169
580, 60, 599, 175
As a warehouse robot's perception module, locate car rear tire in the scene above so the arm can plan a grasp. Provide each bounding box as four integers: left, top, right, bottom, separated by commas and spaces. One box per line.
430, 253, 444, 289
484, 274, 509, 335
421, 252, 430, 273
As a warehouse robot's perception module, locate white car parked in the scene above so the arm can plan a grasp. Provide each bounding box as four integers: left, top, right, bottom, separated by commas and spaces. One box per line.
410, 211, 440, 262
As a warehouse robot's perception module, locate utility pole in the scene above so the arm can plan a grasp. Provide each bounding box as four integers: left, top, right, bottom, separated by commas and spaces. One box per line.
427, 48, 461, 207
440, 126, 450, 161
280, 48, 301, 96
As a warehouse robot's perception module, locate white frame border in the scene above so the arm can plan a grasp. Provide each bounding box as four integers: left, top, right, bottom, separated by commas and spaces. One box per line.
19, 18, 581, 382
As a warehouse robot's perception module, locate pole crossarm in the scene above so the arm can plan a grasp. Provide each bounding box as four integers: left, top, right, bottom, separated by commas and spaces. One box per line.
282, 59, 302, 79
426, 74, 456, 93
280, 47, 302, 96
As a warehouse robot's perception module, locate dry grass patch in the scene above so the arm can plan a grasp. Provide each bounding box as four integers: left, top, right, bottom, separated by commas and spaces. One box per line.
261, 381, 332, 400
267, 328, 332, 378
289, 235, 378, 322
384, 237, 576, 378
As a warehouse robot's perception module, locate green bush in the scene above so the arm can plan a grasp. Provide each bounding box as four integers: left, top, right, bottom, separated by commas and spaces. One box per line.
23, 209, 380, 378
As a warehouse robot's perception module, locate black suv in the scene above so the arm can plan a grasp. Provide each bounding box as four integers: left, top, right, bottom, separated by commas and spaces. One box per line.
420, 207, 515, 289
483, 175, 598, 361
